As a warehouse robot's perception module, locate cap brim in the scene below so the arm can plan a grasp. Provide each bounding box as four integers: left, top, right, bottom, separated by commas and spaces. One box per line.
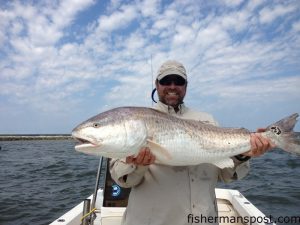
157, 70, 187, 80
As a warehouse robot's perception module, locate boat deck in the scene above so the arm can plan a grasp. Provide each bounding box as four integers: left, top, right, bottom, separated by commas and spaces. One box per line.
97, 197, 244, 225
51, 188, 272, 225
50, 158, 274, 225
218, 198, 244, 225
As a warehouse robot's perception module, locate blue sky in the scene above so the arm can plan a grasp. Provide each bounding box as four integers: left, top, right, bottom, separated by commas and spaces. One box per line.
0, 0, 300, 134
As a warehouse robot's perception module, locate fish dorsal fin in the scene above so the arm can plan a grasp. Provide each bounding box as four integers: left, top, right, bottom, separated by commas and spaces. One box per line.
212, 158, 234, 169
146, 139, 172, 161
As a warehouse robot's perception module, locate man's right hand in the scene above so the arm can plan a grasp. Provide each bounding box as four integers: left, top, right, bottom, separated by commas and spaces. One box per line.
126, 147, 156, 166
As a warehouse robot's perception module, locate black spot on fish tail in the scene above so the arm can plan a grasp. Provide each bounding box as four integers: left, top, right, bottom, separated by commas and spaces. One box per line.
268, 113, 298, 132
268, 113, 300, 155
270, 126, 281, 135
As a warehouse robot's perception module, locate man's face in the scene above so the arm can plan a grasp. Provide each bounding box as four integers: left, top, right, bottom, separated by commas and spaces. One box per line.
156, 75, 187, 109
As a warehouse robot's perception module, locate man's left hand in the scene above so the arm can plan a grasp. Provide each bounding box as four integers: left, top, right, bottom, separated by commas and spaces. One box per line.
243, 128, 276, 157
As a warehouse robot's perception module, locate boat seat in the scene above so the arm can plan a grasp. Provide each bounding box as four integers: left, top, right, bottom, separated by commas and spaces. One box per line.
100, 207, 125, 225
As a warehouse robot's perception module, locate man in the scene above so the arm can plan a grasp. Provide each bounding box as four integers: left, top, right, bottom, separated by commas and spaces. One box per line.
110, 60, 274, 225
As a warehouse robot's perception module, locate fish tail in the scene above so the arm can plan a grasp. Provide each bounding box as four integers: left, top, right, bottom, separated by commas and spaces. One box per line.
267, 113, 300, 155
281, 132, 300, 155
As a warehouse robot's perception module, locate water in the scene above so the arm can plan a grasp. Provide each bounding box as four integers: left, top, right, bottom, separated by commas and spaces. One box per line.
0, 140, 99, 225
0, 141, 299, 225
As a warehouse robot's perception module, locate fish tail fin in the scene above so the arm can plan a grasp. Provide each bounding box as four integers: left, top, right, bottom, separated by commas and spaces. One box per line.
280, 132, 300, 155
267, 113, 300, 155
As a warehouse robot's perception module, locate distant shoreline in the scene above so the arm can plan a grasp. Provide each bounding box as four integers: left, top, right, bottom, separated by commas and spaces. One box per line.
0, 134, 72, 141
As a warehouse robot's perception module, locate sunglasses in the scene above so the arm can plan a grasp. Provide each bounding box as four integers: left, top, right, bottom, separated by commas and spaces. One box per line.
158, 76, 186, 86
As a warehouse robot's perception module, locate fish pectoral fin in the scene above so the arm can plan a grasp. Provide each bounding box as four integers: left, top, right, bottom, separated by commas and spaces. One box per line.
212, 158, 234, 169
146, 139, 172, 161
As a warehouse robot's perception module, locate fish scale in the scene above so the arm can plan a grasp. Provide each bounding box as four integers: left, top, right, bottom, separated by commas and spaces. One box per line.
72, 107, 300, 168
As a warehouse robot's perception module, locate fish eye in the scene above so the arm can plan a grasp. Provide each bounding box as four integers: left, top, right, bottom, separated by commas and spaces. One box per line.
93, 123, 100, 128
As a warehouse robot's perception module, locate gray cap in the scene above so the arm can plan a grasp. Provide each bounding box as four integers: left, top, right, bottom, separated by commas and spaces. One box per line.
156, 60, 187, 81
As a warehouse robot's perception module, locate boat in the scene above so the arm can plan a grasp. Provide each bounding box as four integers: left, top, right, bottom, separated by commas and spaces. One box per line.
50, 158, 275, 225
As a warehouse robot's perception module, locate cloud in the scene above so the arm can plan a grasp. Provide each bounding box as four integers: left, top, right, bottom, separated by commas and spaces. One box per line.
0, 0, 300, 133
138, 0, 161, 17
98, 4, 138, 32
259, 3, 297, 24
223, 0, 244, 8
0, 0, 96, 112
292, 20, 300, 32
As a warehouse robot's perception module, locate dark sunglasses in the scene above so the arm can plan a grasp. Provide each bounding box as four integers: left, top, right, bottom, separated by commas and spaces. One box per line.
158, 76, 186, 86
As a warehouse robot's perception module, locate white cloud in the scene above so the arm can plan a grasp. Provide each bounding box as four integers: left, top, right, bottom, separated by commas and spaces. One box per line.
51, 0, 95, 28
220, 10, 250, 32
223, 0, 244, 8
138, 0, 161, 17
172, 25, 196, 46
259, 4, 296, 24
152, 17, 172, 30
105, 79, 150, 107
194, 24, 230, 50
212, 76, 300, 101
0, 0, 300, 133
246, 0, 264, 11
0, 0, 96, 114
124, 32, 146, 50
292, 20, 300, 32
98, 4, 138, 32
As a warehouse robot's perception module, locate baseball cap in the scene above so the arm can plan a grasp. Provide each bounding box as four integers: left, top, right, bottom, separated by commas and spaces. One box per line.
156, 60, 187, 81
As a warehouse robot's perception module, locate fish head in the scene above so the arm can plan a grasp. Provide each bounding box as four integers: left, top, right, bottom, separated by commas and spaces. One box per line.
71, 108, 148, 158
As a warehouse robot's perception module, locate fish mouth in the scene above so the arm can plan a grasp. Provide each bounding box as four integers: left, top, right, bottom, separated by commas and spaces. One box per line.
72, 136, 99, 150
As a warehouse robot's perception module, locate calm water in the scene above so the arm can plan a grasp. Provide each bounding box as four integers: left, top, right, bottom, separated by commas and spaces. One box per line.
0, 140, 299, 225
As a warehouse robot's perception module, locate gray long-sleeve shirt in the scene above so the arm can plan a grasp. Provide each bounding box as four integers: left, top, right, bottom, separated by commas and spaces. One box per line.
110, 101, 250, 225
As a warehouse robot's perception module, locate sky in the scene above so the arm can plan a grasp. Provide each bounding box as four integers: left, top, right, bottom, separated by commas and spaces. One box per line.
0, 0, 300, 134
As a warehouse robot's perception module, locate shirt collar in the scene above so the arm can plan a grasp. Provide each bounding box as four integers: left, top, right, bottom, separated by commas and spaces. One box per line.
155, 101, 187, 115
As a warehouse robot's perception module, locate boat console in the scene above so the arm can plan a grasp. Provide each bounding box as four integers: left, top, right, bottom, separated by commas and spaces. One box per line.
102, 159, 131, 207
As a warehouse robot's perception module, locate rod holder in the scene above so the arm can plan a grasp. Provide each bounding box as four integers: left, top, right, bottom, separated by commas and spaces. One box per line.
82, 199, 91, 225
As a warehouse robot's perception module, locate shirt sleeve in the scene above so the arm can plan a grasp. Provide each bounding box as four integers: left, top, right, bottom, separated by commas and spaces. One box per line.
218, 158, 250, 183
109, 158, 149, 188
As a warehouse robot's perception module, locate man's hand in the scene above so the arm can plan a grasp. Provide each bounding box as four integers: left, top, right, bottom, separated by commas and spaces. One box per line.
243, 128, 276, 157
126, 147, 156, 166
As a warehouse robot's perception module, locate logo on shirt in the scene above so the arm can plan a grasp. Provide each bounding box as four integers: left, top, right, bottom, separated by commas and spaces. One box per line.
112, 184, 121, 197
